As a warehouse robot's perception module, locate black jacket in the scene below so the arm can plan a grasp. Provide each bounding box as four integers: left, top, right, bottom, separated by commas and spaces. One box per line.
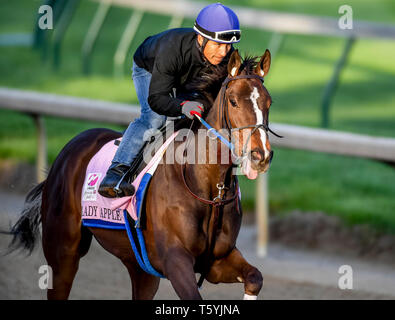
133, 28, 233, 117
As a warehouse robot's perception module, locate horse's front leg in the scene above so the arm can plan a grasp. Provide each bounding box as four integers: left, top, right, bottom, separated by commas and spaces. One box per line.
205, 247, 263, 300
164, 246, 202, 300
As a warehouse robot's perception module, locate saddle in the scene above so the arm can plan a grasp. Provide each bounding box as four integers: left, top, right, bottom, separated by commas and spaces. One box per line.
81, 127, 181, 278
114, 119, 179, 193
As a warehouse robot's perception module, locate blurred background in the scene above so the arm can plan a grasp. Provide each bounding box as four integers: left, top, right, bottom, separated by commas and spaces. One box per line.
0, 0, 395, 299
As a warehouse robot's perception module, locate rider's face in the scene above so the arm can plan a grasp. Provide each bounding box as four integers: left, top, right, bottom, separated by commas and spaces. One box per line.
198, 35, 231, 65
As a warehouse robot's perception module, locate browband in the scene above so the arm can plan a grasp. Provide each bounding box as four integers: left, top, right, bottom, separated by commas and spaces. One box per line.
221, 74, 264, 88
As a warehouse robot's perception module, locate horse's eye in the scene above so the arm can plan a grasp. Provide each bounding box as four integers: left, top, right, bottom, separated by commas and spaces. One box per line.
229, 99, 237, 108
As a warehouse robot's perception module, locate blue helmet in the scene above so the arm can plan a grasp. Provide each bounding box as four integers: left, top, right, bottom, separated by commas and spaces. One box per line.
194, 3, 241, 44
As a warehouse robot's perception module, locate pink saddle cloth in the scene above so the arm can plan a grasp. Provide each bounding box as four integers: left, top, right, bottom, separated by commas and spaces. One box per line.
81, 132, 179, 226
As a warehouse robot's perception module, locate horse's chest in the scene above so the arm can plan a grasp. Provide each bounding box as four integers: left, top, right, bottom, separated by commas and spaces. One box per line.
213, 210, 241, 256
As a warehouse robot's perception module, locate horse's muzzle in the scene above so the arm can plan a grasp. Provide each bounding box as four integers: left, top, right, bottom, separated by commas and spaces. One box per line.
250, 148, 273, 172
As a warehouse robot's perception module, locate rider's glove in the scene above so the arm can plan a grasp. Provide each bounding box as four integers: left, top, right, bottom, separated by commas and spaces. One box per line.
180, 101, 204, 119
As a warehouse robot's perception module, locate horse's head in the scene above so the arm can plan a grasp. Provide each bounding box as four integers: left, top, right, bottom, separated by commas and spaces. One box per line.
222, 49, 273, 178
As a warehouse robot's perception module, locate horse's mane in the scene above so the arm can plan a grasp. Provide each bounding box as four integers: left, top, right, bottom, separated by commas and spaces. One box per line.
174, 54, 259, 130
185, 54, 258, 105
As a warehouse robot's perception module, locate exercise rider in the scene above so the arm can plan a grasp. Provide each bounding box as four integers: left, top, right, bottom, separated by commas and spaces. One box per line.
98, 3, 241, 198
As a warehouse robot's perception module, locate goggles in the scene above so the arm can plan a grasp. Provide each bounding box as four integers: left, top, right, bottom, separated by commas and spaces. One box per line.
194, 22, 241, 43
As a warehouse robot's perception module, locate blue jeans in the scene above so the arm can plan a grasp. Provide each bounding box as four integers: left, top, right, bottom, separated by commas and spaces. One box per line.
112, 62, 166, 165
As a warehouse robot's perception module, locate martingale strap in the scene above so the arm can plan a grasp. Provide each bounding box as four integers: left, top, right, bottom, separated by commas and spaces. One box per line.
180, 152, 240, 288
181, 74, 282, 288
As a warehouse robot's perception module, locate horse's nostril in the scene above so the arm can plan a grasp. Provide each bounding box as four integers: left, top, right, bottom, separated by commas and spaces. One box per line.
251, 150, 264, 162
269, 150, 274, 163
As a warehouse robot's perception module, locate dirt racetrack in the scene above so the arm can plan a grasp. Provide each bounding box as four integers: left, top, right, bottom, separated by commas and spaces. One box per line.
1, 191, 395, 300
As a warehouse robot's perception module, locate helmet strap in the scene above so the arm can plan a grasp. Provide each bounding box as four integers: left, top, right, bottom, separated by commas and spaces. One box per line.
197, 37, 209, 64
198, 36, 208, 57
201, 37, 209, 53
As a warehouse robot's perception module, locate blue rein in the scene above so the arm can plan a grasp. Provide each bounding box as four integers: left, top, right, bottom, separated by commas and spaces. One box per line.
194, 115, 235, 152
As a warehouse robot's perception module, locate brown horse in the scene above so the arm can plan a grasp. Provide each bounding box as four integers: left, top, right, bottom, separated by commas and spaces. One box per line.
8, 49, 274, 300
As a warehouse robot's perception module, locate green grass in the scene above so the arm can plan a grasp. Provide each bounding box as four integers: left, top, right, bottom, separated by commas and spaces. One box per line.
223, 0, 395, 23
239, 150, 395, 233
0, 0, 395, 234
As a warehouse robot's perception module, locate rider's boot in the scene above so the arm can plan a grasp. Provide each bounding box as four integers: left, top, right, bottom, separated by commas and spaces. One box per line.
98, 163, 135, 198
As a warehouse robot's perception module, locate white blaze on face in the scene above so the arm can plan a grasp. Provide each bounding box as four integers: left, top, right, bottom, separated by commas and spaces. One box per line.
249, 87, 269, 157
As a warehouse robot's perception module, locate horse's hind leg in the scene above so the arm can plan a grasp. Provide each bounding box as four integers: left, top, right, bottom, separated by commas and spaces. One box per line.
43, 239, 81, 299
205, 247, 263, 300
89, 228, 159, 300
122, 259, 160, 300
42, 211, 90, 300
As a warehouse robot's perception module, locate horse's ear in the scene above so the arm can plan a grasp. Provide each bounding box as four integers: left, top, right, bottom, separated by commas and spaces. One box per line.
255, 49, 271, 77
228, 49, 242, 77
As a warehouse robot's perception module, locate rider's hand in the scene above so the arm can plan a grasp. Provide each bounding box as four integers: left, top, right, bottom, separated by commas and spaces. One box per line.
181, 101, 204, 119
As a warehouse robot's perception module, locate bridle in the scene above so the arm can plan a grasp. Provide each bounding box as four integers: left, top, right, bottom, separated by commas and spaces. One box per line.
220, 74, 282, 136
197, 73, 282, 162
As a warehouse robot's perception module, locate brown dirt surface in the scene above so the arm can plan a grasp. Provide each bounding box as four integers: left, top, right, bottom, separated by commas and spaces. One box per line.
1, 191, 395, 300
1, 162, 395, 300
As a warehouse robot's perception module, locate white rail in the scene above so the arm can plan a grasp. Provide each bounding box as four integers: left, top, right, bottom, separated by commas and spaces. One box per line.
92, 0, 395, 40
2, 87, 394, 161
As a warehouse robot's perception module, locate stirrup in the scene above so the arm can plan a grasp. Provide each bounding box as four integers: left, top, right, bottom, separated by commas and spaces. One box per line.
113, 168, 132, 195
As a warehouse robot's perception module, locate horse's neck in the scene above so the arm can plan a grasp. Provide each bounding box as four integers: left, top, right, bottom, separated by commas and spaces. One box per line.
185, 97, 234, 193
205, 93, 223, 131
184, 157, 233, 200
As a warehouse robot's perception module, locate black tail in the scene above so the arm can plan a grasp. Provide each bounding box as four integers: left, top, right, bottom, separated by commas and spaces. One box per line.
4, 181, 45, 255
